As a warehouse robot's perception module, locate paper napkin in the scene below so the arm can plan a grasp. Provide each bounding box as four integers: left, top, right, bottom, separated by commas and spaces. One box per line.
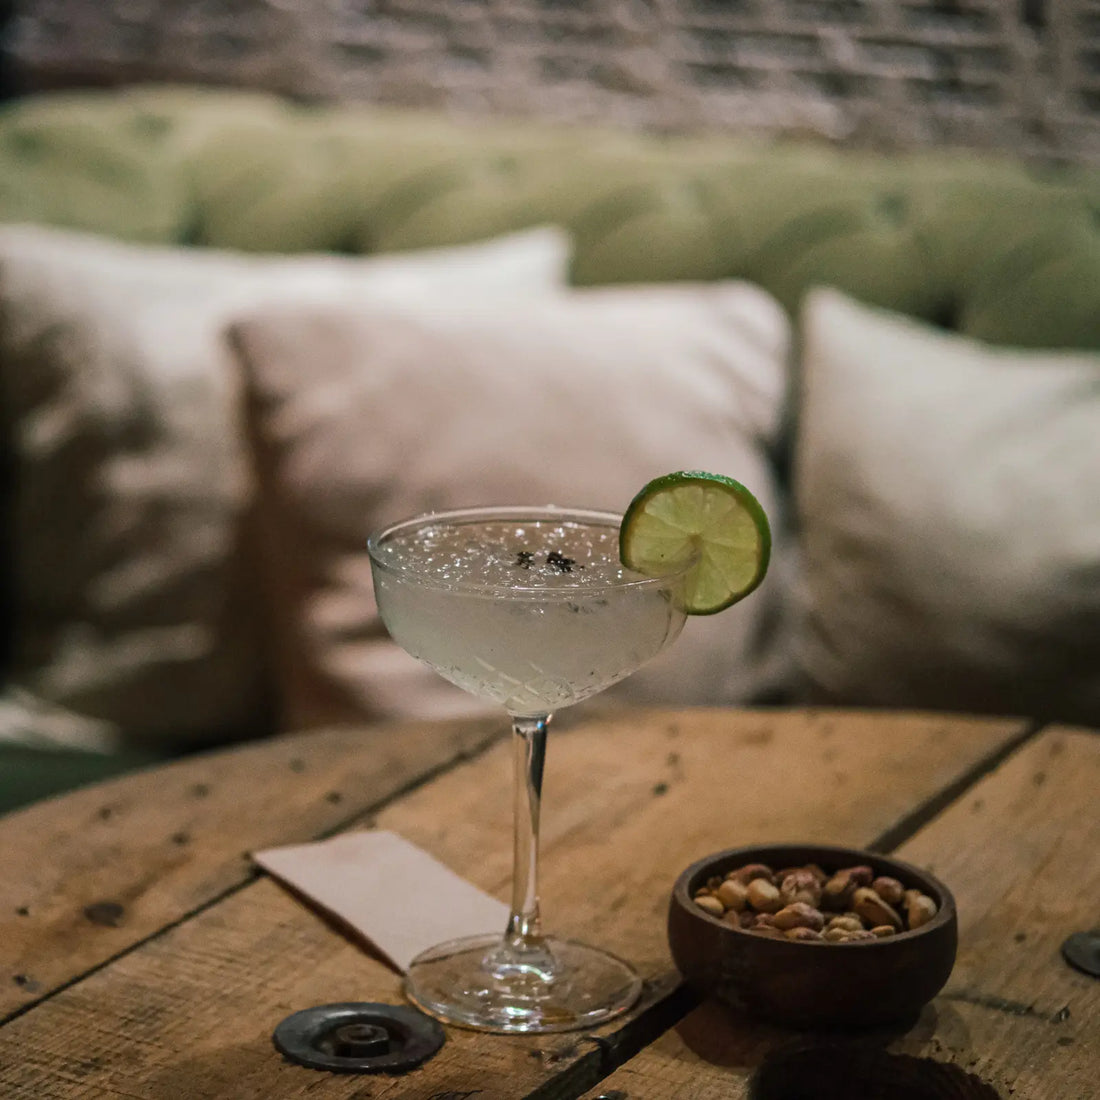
253, 830, 510, 972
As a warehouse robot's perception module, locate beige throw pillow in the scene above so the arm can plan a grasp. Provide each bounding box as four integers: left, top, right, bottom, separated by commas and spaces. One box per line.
794, 287, 1100, 727
0, 224, 571, 750
229, 282, 794, 729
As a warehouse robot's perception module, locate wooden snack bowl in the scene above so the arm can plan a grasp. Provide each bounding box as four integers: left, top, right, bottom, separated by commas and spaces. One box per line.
668, 843, 958, 1030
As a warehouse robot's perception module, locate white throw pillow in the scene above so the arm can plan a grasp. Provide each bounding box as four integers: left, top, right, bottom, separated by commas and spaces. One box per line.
0, 224, 571, 750
794, 287, 1100, 727
229, 282, 796, 729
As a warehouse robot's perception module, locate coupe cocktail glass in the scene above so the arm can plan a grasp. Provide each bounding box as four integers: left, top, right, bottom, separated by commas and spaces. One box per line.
368, 505, 692, 1033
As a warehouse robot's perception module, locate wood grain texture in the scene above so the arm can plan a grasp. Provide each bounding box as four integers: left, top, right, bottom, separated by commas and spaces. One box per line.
0, 716, 501, 1019
580, 725, 1099, 1100
0, 707, 1028, 1098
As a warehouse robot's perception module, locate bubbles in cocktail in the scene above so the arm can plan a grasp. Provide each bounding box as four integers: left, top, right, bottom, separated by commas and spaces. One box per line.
374, 519, 641, 590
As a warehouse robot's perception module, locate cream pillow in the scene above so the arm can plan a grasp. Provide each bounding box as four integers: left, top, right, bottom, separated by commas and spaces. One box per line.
0, 224, 571, 750
229, 282, 794, 729
794, 287, 1100, 726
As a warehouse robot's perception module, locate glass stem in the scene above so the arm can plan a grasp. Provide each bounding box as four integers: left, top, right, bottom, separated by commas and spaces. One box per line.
504, 714, 550, 954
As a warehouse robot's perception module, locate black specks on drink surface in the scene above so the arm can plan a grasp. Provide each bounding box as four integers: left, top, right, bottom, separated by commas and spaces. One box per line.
513, 548, 582, 574
546, 551, 576, 573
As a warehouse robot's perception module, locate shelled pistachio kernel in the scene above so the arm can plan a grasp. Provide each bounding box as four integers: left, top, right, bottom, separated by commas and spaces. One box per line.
852, 887, 903, 931
906, 890, 938, 929
785, 926, 824, 942
826, 915, 864, 934
749, 925, 785, 938
693, 891, 724, 917
838, 929, 877, 943
821, 865, 873, 910
773, 902, 825, 932
746, 878, 783, 913
730, 863, 775, 885
778, 869, 822, 908
872, 876, 905, 906
715, 878, 749, 912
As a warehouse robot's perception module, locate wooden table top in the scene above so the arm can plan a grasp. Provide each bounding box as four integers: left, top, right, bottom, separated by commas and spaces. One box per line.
0, 706, 1096, 1099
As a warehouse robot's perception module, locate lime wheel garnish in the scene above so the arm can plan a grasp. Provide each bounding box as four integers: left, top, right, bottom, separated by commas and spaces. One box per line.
619, 470, 771, 615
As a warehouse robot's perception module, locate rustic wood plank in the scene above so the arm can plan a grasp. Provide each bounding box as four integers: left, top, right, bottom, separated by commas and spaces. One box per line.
579, 724, 1099, 1100
0, 707, 1029, 1098
0, 715, 502, 1019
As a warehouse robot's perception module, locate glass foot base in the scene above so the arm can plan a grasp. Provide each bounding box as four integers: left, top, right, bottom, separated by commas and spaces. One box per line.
404, 933, 643, 1034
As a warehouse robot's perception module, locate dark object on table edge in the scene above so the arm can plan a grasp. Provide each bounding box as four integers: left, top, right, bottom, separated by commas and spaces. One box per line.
668, 843, 958, 1030
1061, 929, 1100, 978
272, 1002, 445, 1073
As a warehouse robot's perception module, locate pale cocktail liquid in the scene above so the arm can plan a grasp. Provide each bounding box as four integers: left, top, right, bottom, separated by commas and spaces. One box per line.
372, 518, 687, 716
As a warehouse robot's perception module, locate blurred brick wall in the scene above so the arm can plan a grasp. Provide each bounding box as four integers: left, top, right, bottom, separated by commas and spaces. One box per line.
7, 0, 1099, 164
